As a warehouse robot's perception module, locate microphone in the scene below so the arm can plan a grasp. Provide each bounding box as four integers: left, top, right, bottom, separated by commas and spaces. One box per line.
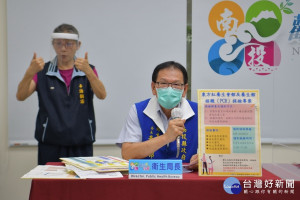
171, 108, 183, 158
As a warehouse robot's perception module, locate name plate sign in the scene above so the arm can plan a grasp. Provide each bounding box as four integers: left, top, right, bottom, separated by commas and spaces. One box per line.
128, 159, 182, 179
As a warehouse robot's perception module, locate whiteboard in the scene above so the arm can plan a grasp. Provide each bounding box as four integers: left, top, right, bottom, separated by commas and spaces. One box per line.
192, 0, 300, 144
7, 0, 186, 146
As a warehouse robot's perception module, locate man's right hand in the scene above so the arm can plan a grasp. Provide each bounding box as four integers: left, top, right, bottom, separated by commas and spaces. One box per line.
164, 118, 186, 143
16, 53, 43, 101
28, 52, 45, 75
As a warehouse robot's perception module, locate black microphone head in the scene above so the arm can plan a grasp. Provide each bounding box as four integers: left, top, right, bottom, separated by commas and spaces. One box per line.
171, 108, 183, 119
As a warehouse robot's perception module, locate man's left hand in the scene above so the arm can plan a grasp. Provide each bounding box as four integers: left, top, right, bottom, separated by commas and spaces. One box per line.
75, 52, 91, 74
186, 154, 198, 170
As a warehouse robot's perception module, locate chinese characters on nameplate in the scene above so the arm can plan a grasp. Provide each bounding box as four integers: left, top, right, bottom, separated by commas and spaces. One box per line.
198, 89, 261, 176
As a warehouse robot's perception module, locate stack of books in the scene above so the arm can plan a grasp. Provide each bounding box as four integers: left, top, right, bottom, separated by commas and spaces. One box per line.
60, 156, 129, 173
21, 156, 129, 179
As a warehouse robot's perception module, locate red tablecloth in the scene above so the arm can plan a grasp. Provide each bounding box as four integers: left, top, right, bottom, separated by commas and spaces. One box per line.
29, 162, 299, 200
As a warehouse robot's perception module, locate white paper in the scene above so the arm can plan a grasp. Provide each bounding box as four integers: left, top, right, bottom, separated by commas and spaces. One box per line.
21, 165, 77, 179
65, 164, 123, 179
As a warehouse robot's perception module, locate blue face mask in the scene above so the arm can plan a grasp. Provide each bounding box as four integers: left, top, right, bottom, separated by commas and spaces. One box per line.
156, 87, 183, 109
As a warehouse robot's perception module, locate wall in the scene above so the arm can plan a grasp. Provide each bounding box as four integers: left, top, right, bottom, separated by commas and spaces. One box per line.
0, 0, 299, 199
0, 1, 122, 195
192, 0, 300, 143
7, 0, 186, 146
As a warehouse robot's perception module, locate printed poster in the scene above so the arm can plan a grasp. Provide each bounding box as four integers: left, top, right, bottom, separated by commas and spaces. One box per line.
198, 89, 261, 176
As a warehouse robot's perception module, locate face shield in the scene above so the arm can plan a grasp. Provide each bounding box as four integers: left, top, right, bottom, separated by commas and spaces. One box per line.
50, 33, 80, 60
51, 33, 79, 41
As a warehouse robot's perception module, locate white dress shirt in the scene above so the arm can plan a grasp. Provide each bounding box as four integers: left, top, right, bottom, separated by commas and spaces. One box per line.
117, 96, 195, 147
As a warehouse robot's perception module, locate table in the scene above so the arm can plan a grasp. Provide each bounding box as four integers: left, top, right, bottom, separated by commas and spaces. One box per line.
29, 162, 299, 200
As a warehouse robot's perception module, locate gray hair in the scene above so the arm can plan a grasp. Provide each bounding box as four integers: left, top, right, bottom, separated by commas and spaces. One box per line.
53, 24, 79, 37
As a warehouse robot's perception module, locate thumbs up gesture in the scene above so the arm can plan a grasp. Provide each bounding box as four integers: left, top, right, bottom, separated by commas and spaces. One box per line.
75, 52, 90, 73
28, 52, 45, 75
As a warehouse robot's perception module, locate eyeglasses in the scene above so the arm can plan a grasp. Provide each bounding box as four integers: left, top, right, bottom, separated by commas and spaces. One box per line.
53, 41, 76, 49
155, 82, 184, 90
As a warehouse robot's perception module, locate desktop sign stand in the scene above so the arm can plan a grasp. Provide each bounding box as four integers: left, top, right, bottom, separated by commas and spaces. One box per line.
128, 159, 182, 179
263, 141, 300, 181
197, 89, 262, 177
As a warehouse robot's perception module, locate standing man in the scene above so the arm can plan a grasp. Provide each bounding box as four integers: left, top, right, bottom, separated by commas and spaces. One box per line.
118, 61, 198, 168
16, 24, 106, 164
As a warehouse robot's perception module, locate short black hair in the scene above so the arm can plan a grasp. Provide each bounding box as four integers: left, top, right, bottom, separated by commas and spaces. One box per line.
152, 61, 188, 84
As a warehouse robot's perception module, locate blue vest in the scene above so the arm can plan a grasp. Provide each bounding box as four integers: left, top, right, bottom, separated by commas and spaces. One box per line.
135, 98, 198, 162
35, 61, 96, 146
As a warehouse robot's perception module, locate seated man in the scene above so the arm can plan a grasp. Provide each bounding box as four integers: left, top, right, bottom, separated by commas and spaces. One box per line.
117, 61, 198, 168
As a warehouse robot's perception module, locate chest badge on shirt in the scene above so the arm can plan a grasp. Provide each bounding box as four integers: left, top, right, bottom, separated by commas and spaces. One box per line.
78, 84, 85, 104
